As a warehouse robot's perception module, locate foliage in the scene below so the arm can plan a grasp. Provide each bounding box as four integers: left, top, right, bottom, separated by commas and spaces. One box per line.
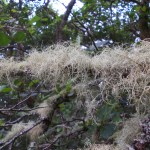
72, 0, 149, 46
0, 0, 149, 58
0, 0, 76, 59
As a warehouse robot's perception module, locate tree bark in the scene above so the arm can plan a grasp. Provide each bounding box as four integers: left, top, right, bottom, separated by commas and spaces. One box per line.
138, 0, 150, 40
56, 0, 76, 42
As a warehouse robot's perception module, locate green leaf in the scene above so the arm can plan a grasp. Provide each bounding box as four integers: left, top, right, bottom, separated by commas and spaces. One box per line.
66, 83, 72, 93
11, 9, 17, 13
28, 79, 39, 87
96, 103, 112, 121
0, 31, 10, 46
14, 79, 23, 86
28, 26, 35, 34
59, 103, 65, 111
112, 112, 122, 123
0, 119, 4, 126
66, 81, 72, 93
36, 21, 42, 27
100, 123, 116, 139
142, 6, 147, 12
135, 6, 140, 12
55, 84, 61, 93
41, 94, 52, 101
0, 87, 12, 93
13, 31, 26, 42
42, 18, 48, 21
29, 15, 41, 24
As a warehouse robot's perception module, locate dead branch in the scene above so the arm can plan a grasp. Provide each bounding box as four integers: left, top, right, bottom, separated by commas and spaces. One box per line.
0, 118, 44, 149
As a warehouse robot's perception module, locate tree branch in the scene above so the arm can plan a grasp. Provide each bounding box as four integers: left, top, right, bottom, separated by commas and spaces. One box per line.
41, 127, 87, 150
124, 0, 141, 5
74, 18, 99, 51
56, 0, 76, 42
0, 118, 44, 149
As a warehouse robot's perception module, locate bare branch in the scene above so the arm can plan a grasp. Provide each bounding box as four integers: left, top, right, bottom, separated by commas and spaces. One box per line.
124, 0, 141, 5
0, 118, 44, 149
0, 106, 49, 112
44, 0, 51, 8
10, 82, 42, 109
74, 18, 99, 51
5, 114, 32, 126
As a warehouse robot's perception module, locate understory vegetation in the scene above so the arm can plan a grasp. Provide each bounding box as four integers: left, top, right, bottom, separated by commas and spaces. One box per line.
0, 41, 150, 150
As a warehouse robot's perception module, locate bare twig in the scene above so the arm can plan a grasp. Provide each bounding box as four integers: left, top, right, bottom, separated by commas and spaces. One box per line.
10, 82, 42, 109
5, 114, 33, 126
0, 118, 44, 149
0, 106, 49, 112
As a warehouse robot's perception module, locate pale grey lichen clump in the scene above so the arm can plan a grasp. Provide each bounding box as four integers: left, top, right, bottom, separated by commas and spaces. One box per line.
0, 41, 150, 149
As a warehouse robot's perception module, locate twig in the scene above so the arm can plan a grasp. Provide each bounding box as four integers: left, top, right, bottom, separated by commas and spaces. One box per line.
0, 118, 44, 149
10, 82, 42, 109
0, 106, 49, 112
4, 114, 33, 126
42, 127, 87, 150
57, 0, 99, 51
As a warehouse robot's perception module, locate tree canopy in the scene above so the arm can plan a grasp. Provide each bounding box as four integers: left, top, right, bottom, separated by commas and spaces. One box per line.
0, 0, 149, 50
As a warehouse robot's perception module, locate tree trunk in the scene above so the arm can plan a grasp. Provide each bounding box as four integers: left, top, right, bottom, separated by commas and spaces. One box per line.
138, 0, 150, 40
56, 0, 76, 42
